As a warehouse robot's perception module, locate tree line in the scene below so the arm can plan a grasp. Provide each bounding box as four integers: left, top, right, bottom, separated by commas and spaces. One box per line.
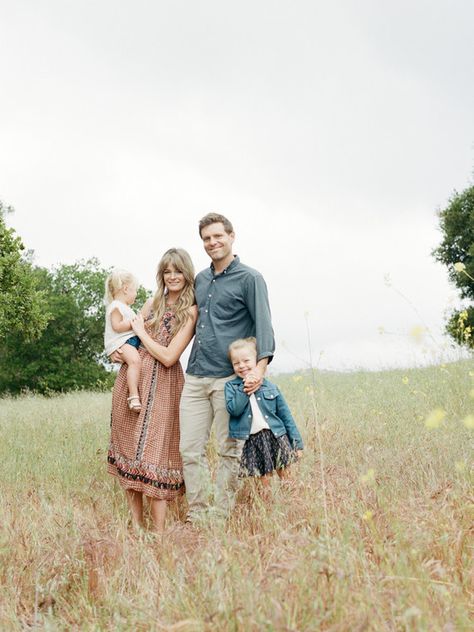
433, 184, 474, 347
1, 185, 473, 395
0, 201, 148, 395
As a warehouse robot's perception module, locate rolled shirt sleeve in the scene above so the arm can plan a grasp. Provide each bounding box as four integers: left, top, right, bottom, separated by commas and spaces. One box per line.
244, 272, 275, 364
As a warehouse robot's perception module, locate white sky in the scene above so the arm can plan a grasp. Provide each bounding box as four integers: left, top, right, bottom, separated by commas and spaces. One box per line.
1, 0, 473, 372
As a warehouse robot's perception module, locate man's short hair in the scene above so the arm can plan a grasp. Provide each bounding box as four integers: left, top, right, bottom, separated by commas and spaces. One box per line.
198, 213, 234, 237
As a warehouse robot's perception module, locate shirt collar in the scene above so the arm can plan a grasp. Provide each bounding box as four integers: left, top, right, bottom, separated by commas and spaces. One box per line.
210, 255, 240, 276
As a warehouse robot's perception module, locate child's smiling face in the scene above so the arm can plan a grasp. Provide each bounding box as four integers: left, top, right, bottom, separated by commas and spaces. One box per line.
230, 345, 257, 379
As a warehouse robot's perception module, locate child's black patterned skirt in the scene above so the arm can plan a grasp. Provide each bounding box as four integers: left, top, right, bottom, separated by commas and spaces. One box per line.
239, 429, 297, 478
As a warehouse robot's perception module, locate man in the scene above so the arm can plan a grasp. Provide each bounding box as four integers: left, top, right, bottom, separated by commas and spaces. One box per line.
179, 212, 275, 523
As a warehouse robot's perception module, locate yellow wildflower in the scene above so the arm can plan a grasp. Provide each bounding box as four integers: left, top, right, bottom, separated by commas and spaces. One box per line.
410, 326, 425, 342
362, 510, 373, 522
360, 468, 376, 484
402, 376, 409, 384
424, 408, 446, 429
462, 415, 474, 429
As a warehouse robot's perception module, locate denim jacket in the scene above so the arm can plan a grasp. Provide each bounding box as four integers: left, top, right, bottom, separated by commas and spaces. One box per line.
224, 377, 304, 449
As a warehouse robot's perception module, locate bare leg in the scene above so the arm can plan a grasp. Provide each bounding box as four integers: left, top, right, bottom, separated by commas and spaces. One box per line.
253, 472, 273, 503
119, 344, 142, 399
148, 498, 167, 534
260, 473, 273, 486
276, 467, 291, 480
126, 490, 144, 528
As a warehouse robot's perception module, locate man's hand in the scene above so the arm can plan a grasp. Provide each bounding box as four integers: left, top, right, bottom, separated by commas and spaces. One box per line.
243, 366, 264, 395
109, 348, 124, 363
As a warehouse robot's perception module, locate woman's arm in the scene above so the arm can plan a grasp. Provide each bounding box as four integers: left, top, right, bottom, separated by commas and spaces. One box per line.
110, 308, 132, 333
131, 306, 197, 367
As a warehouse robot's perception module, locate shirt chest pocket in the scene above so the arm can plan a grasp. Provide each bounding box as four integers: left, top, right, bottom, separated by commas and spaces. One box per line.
262, 390, 278, 412
211, 286, 246, 321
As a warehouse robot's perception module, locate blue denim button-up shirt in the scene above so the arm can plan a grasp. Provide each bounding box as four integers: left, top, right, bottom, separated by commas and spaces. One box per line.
186, 256, 275, 378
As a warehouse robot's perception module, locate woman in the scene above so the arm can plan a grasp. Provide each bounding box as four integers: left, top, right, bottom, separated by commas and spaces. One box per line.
107, 248, 197, 533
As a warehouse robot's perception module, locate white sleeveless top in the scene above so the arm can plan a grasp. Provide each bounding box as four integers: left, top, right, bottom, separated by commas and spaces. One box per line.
104, 300, 137, 355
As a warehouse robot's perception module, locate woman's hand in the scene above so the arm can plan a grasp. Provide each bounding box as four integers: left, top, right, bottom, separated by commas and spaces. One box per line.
131, 313, 146, 337
109, 348, 123, 363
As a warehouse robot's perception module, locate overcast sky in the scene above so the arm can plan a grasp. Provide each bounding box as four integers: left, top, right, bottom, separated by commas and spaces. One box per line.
1, 0, 473, 372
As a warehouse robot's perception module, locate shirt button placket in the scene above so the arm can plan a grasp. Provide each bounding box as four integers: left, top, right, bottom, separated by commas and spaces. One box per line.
207, 276, 215, 316
204, 280, 213, 337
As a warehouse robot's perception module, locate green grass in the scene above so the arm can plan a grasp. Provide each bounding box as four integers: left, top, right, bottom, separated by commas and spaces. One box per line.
0, 362, 473, 630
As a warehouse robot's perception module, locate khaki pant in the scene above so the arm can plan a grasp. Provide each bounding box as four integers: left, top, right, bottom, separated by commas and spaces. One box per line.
179, 374, 243, 521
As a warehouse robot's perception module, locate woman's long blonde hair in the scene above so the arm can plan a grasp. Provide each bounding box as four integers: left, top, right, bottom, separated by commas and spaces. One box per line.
148, 248, 195, 336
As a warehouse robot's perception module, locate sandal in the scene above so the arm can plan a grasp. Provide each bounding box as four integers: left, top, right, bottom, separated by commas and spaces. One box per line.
127, 396, 142, 412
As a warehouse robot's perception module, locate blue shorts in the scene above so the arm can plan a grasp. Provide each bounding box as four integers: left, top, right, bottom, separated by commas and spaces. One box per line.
125, 335, 141, 349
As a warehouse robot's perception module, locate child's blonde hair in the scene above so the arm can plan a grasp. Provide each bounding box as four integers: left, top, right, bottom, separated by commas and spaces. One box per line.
228, 337, 257, 359
104, 269, 138, 305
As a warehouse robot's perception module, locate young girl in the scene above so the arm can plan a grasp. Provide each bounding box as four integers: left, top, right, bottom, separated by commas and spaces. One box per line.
225, 337, 303, 483
104, 269, 143, 412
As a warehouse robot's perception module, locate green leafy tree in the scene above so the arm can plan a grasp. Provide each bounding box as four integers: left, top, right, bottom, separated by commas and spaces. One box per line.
433, 185, 474, 348
0, 201, 50, 341
0, 258, 150, 395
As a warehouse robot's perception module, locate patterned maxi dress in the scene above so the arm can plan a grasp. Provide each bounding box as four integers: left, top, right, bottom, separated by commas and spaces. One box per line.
107, 308, 184, 500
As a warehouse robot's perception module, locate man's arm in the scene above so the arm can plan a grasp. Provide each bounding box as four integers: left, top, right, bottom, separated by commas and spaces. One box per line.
243, 272, 275, 394
245, 273, 275, 363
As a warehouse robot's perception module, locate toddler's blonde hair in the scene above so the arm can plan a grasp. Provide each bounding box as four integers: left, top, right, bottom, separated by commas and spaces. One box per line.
228, 337, 257, 359
104, 269, 138, 305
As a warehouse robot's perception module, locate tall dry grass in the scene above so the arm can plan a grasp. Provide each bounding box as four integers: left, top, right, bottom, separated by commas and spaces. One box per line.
0, 361, 473, 630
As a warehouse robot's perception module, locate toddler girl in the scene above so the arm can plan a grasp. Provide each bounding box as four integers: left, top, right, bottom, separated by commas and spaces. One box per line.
104, 269, 142, 412
225, 337, 303, 483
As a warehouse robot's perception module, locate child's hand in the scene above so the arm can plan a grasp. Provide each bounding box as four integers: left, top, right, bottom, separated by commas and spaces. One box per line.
131, 313, 146, 337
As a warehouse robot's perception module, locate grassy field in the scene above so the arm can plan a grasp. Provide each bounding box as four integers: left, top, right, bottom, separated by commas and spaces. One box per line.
0, 361, 473, 631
